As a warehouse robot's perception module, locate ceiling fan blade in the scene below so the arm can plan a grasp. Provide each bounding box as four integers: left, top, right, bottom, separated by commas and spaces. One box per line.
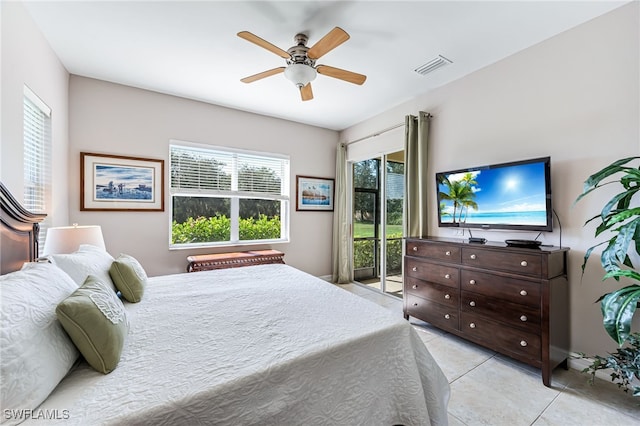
316, 65, 367, 85
237, 31, 291, 59
300, 83, 313, 101
307, 27, 350, 60
240, 67, 286, 83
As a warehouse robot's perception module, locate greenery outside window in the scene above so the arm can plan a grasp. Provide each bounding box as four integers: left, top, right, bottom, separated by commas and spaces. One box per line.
170, 142, 289, 248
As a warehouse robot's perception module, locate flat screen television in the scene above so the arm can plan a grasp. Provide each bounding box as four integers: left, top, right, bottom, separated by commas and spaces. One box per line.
436, 156, 552, 232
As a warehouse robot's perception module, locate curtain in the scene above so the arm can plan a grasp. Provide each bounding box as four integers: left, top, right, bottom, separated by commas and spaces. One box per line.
404, 112, 431, 237
332, 142, 352, 284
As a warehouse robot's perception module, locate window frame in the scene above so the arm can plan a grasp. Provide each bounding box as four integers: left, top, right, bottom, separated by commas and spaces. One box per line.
169, 140, 290, 250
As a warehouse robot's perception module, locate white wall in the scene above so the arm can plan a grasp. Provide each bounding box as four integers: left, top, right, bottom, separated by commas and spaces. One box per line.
340, 2, 639, 358
0, 1, 69, 225
68, 76, 338, 277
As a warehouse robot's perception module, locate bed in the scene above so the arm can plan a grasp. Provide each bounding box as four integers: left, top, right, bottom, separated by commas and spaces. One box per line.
0, 182, 450, 425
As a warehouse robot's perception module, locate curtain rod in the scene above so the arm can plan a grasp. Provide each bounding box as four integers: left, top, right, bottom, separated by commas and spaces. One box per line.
345, 122, 404, 146
344, 112, 432, 146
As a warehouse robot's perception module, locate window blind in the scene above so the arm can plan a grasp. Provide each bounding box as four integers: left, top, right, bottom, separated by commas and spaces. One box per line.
236, 153, 287, 195
23, 86, 52, 255
170, 145, 233, 192
170, 144, 289, 198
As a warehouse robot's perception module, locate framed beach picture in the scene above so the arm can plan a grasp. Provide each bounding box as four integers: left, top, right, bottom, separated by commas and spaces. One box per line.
81, 152, 164, 211
296, 175, 334, 211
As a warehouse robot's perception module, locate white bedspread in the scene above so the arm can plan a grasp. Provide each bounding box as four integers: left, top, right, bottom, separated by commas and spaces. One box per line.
25, 264, 449, 425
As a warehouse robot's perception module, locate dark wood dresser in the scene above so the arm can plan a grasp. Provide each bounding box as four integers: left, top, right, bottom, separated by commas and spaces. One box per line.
404, 237, 569, 387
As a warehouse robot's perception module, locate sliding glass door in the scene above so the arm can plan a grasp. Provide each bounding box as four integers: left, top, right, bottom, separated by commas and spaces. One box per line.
352, 151, 404, 296
353, 159, 379, 283
384, 152, 404, 296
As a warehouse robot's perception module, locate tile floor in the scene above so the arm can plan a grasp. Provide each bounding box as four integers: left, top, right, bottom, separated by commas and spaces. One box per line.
339, 282, 640, 426
358, 274, 404, 296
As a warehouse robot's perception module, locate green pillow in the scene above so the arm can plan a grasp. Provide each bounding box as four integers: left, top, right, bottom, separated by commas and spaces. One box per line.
109, 254, 147, 303
56, 275, 129, 374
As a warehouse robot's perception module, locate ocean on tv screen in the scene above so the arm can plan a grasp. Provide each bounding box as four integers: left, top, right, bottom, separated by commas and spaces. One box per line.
439, 210, 547, 226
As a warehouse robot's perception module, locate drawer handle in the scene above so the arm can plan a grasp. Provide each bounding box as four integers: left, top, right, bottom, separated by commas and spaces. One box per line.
444, 294, 451, 300
412, 267, 417, 272
469, 323, 476, 329
470, 254, 477, 260
520, 290, 528, 296
413, 303, 418, 307
469, 279, 476, 285
469, 301, 476, 307
412, 284, 418, 289
412, 246, 418, 251
445, 250, 451, 256
444, 273, 451, 279
521, 260, 528, 267
520, 315, 528, 322
444, 314, 451, 320
520, 340, 528, 347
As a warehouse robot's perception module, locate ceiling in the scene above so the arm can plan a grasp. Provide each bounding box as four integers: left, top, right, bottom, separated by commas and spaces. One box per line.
23, 1, 627, 131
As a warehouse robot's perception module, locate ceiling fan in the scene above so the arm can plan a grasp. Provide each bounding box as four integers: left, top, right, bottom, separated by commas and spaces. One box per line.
238, 27, 367, 101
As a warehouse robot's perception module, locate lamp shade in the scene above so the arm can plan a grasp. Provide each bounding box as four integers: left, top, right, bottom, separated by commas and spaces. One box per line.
284, 63, 317, 87
43, 225, 106, 255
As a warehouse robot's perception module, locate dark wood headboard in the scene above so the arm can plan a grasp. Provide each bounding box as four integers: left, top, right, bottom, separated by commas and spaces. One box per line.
1, 182, 46, 274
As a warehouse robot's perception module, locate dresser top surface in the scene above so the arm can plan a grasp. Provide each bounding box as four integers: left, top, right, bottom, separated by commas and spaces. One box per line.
407, 236, 569, 254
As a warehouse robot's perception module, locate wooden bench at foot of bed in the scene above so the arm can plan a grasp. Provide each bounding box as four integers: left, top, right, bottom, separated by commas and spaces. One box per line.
186, 250, 285, 272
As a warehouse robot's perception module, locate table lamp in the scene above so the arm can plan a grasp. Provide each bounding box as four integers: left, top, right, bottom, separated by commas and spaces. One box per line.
43, 223, 106, 255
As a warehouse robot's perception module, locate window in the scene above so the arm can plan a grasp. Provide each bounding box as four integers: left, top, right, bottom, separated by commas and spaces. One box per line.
23, 86, 52, 256
170, 141, 290, 248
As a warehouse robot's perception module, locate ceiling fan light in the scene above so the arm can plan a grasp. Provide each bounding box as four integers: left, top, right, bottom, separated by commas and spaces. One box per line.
284, 63, 317, 87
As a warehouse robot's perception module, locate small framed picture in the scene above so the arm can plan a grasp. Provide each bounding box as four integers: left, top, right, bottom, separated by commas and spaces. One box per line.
81, 152, 164, 211
296, 175, 334, 211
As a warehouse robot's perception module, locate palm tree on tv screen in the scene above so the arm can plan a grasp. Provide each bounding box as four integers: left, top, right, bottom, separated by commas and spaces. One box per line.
438, 173, 478, 224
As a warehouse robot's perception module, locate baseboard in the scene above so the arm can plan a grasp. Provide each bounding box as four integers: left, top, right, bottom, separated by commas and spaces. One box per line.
318, 274, 332, 282
568, 355, 614, 383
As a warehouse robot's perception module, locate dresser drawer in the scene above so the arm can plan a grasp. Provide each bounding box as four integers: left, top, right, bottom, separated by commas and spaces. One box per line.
460, 312, 541, 361
406, 257, 460, 288
460, 292, 540, 332
405, 277, 459, 308
405, 293, 459, 332
461, 269, 540, 307
461, 247, 542, 277
406, 240, 461, 263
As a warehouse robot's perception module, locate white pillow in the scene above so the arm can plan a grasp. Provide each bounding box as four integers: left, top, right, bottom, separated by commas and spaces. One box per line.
0, 262, 79, 422
47, 244, 116, 292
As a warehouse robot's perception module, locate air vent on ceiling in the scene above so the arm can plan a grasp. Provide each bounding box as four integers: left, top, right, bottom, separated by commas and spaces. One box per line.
414, 55, 452, 76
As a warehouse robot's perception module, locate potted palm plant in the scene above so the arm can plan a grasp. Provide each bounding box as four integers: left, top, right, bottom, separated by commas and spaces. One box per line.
574, 156, 640, 396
